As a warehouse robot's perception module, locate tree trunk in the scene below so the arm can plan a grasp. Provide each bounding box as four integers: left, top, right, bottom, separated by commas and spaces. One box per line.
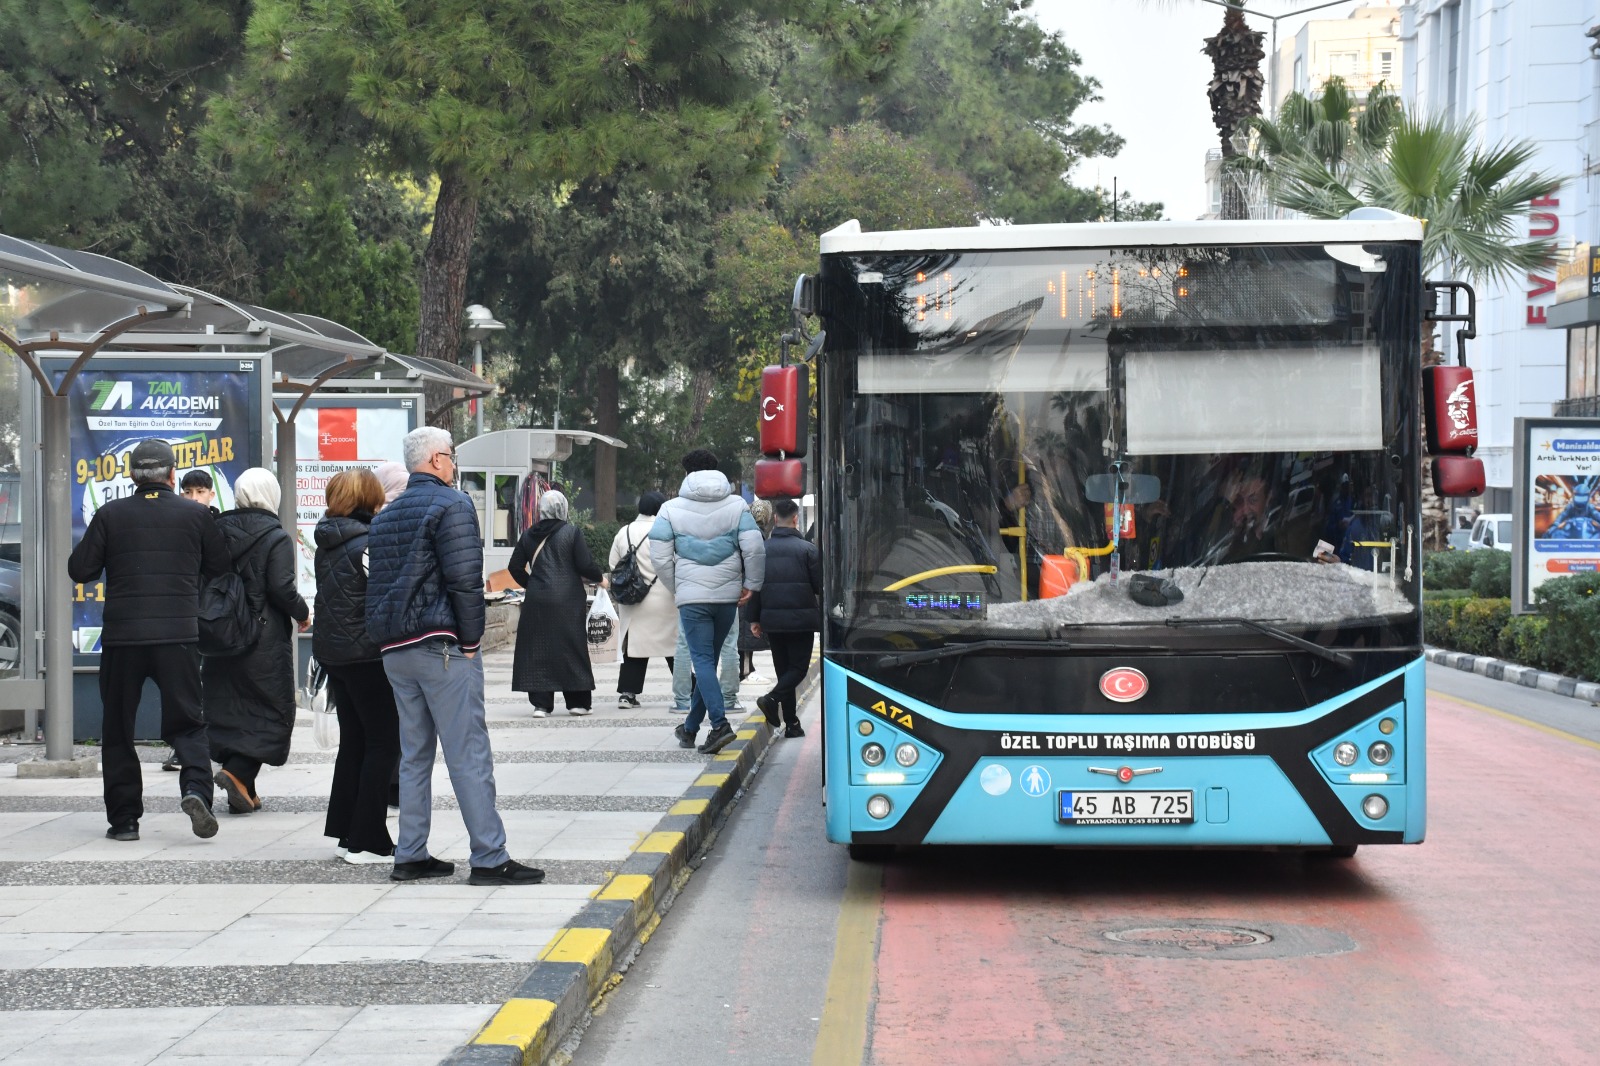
419, 167, 481, 430
595, 362, 620, 522
1204, 5, 1265, 221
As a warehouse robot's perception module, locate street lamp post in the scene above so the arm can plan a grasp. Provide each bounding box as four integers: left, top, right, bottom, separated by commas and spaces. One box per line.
464, 303, 505, 438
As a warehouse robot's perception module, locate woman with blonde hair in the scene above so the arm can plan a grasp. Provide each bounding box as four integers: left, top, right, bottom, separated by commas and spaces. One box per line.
204, 468, 309, 814
315, 468, 400, 863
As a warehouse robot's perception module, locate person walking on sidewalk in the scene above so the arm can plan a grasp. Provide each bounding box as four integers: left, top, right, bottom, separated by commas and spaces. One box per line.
609, 491, 676, 708
204, 468, 310, 815
648, 449, 765, 754
366, 427, 543, 887
69, 438, 228, 841
507, 490, 603, 717
748, 498, 820, 738
314, 468, 400, 865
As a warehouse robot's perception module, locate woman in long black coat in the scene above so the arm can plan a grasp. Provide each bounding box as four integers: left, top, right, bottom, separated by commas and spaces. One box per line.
508, 490, 604, 717
205, 467, 309, 813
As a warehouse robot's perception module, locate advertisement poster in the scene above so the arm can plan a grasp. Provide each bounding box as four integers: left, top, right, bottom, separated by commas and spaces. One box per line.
282, 394, 420, 598
1521, 420, 1600, 608
62, 360, 261, 654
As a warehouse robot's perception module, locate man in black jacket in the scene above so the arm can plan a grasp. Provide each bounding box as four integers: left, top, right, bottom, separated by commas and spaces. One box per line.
748, 498, 821, 738
68, 438, 230, 841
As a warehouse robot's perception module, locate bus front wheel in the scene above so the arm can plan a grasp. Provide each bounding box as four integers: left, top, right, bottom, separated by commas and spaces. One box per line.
847, 843, 894, 863
1324, 844, 1359, 858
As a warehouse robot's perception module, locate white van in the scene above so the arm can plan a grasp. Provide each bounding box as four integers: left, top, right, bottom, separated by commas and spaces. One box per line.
1468, 513, 1513, 552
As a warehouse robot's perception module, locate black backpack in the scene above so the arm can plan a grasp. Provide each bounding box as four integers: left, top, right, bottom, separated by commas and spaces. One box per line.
197, 570, 257, 657
609, 530, 655, 606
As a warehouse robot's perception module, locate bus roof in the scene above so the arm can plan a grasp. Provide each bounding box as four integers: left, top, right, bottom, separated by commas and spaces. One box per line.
818, 208, 1424, 256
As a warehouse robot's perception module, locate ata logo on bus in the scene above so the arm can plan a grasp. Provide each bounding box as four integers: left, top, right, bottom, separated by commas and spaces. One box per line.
1099, 667, 1149, 703
869, 699, 915, 730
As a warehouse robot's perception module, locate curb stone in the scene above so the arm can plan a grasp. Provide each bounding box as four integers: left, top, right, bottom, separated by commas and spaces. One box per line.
1425, 646, 1600, 704
439, 696, 794, 1066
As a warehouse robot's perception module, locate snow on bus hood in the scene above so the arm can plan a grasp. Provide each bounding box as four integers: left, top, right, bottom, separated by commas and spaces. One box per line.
988, 561, 1415, 629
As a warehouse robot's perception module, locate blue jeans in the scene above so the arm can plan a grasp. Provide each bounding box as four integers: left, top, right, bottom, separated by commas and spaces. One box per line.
678, 603, 737, 733
672, 622, 740, 708
383, 641, 509, 869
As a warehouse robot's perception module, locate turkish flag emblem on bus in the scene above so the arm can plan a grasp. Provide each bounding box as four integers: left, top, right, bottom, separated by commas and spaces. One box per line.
759, 365, 809, 457
1099, 667, 1149, 703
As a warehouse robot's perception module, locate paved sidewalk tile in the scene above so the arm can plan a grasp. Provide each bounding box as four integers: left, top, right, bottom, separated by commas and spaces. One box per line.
0, 642, 771, 1066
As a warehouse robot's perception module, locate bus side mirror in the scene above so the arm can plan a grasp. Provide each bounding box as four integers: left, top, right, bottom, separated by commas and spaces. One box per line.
1432, 455, 1486, 498
1085, 473, 1161, 504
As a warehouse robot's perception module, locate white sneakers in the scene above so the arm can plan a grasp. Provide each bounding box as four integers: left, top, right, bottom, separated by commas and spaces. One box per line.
567, 706, 593, 716
342, 850, 394, 866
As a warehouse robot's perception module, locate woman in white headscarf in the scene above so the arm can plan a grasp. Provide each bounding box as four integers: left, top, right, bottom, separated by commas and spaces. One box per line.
204, 467, 310, 814
507, 490, 605, 716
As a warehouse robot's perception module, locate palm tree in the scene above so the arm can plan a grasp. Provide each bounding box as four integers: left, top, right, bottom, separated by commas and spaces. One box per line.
1241, 77, 1403, 195
1265, 112, 1560, 286
1200, 3, 1266, 219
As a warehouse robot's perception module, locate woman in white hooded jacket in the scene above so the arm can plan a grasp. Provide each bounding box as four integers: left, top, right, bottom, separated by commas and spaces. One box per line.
609, 491, 679, 707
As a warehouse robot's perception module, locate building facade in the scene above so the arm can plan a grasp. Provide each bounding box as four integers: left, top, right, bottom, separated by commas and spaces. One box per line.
1400, 1, 1599, 510
1271, 5, 1404, 111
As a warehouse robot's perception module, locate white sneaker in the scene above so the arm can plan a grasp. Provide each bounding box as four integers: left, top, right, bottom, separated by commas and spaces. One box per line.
567, 706, 593, 716
530, 707, 551, 718
336, 846, 348, 858
342, 850, 394, 866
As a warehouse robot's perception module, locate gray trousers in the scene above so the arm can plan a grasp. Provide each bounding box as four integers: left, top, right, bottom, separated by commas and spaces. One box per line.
383, 642, 509, 869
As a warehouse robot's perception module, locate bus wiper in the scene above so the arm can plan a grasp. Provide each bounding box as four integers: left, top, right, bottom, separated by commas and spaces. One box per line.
876, 639, 1070, 669
1165, 617, 1354, 669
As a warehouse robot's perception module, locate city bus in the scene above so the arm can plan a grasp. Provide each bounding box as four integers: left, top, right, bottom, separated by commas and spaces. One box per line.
794, 209, 1475, 859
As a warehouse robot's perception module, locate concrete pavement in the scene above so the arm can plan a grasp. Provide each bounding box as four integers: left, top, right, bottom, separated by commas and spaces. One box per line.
0, 637, 781, 1065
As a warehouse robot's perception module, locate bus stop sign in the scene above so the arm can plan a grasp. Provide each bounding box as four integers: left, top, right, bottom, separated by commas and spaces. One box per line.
760, 365, 809, 457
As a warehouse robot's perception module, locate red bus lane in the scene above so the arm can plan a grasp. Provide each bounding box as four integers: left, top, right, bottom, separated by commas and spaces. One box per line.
865, 693, 1600, 1066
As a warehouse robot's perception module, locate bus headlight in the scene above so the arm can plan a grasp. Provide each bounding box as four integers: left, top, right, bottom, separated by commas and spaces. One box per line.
1333, 741, 1359, 766
1368, 741, 1393, 766
1361, 794, 1388, 820
867, 794, 893, 819
862, 743, 886, 767
894, 743, 919, 767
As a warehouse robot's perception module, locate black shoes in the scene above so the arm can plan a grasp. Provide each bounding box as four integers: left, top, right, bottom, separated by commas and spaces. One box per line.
215, 769, 253, 815
698, 723, 736, 755
106, 824, 139, 841
618, 693, 641, 708
469, 859, 546, 886
391, 857, 456, 882
161, 754, 180, 772
784, 723, 806, 739
181, 794, 218, 839
674, 724, 697, 749
756, 694, 781, 728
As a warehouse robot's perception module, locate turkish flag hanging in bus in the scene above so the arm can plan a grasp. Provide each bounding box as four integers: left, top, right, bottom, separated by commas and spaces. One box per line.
759, 365, 809, 457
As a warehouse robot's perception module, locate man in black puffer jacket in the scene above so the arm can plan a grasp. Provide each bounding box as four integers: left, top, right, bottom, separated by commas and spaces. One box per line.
747, 497, 821, 738
366, 427, 542, 888
68, 438, 229, 841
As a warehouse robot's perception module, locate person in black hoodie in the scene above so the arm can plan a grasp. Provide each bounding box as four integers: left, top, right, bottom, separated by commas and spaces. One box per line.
68, 438, 230, 841
204, 467, 310, 813
507, 490, 605, 716
748, 497, 821, 738
314, 468, 400, 864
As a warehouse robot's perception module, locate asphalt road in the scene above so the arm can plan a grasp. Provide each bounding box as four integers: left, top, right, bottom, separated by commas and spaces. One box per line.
568, 661, 1600, 1066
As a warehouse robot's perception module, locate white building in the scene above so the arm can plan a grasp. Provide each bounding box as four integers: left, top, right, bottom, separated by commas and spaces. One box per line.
1399, 1, 1599, 510
1271, 5, 1404, 111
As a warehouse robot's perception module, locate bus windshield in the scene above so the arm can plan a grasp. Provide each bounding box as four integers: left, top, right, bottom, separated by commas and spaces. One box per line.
820, 242, 1422, 654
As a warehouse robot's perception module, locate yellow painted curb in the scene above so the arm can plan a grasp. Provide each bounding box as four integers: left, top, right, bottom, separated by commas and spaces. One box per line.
669, 799, 709, 815
597, 874, 657, 925
473, 997, 555, 1048
712, 747, 744, 761
694, 773, 730, 787
637, 831, 686, 855
736, 728, 758, 739
538, 927, 610, 968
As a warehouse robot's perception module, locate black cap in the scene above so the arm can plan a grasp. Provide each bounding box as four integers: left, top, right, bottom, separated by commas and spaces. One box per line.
129, 439, 175, 481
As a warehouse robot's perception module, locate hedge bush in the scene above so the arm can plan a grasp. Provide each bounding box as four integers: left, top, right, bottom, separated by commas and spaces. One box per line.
1423, 549, 1509, 598
1424, 571, 1600, 679
1532, 571, 1600, 681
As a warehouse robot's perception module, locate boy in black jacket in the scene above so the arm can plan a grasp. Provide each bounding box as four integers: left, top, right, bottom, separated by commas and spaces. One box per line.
748, 498, 820, 737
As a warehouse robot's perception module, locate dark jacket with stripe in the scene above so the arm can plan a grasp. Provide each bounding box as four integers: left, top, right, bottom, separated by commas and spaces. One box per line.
67, 481, 230, 646
313, 512, 381, 665
747, 527, 821, 634
365, 472, 485, 652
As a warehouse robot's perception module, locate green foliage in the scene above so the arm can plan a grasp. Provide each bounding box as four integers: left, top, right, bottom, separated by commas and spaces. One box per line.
1423, 549, 1475, 591
783, 123, 983, 234
579, 517, 623, 572
1467, 550, 1512, 599
1532, 572, 1600, 682
1424, 549, 1509, 599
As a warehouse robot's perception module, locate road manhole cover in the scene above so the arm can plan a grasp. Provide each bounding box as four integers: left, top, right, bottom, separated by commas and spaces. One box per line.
1090, 920, 1355, 960
1105, 926, 1272, 952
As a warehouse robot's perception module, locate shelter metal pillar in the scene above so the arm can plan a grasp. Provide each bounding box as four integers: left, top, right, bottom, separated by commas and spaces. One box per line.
41, 391, 73, 761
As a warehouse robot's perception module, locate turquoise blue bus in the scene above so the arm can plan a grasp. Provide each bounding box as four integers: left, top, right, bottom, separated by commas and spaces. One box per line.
797, 211, 1469, 859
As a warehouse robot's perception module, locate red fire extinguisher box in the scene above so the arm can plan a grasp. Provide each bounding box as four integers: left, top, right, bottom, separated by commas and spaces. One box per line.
759, 365, 810, 457
1423, 364, 1479, 454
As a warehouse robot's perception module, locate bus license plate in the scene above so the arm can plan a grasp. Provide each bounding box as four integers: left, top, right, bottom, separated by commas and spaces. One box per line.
1058, 790, 1194, 825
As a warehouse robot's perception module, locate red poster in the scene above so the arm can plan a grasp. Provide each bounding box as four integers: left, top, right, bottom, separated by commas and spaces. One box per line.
317, 408, 358, 460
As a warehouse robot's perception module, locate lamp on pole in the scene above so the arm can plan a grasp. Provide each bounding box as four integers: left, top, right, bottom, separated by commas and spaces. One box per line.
464, 303, 505, 438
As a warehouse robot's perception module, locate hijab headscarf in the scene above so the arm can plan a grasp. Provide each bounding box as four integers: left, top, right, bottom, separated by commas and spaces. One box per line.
540, 489, 570, 522
374, 461, 410, 505
233, 467, 281, 513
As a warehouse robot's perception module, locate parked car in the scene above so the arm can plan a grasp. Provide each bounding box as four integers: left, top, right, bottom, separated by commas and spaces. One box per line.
0, 557, 18, 677
1468, 513, 1513, 552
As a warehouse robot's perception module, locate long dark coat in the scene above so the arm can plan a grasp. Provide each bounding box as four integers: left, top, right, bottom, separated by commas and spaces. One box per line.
508, 519, 602, 693
203, 508, 309, 765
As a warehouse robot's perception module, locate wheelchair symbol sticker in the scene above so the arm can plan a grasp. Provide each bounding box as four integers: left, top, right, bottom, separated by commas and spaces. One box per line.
1020, 765, 1051, 798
